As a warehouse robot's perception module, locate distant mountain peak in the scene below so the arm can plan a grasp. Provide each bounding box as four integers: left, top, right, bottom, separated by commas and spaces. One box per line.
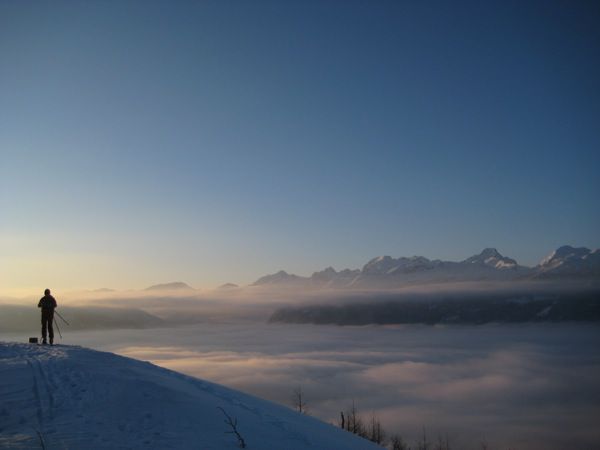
362, 255, 404, 274
252, 270, 305, 286
145, 282, 194, 291
539, 245, 591, 267
535, 245, 599, 278
311, 267, 337, 277
479, 248, 501, 258
372, 255, 392, 263
462, 248, 518, 270
249, 245, 599, 289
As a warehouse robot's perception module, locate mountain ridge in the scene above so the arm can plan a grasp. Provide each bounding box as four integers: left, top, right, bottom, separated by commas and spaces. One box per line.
253, 246, 600, 288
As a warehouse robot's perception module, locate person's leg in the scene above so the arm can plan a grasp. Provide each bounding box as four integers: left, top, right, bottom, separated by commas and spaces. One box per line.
48, 312, 54, 345
41, 313, 47, 344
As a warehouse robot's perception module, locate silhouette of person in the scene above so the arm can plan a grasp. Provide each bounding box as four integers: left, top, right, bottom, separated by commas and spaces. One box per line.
38, 288, 57, 345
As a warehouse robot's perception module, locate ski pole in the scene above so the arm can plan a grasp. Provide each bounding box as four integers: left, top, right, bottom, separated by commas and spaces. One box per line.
55, 310, 70, 326
54, 317, 62, 339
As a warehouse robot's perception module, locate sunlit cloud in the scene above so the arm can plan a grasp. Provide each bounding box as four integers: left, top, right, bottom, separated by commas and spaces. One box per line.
61, 323, 599, 450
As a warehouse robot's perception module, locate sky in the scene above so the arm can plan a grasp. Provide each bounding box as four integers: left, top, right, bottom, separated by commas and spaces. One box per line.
1, 0, 599, 292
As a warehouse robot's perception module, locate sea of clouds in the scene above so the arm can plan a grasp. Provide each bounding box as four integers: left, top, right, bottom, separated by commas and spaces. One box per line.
2, 283, 599, 449
2, 321, 596, 449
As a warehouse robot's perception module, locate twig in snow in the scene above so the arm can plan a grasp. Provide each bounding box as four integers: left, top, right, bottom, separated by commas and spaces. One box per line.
217, 406, 246, 448
34, 429, 46, 450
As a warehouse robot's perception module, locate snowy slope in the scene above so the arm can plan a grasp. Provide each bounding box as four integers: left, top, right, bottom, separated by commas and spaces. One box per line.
0, 342, 381, 450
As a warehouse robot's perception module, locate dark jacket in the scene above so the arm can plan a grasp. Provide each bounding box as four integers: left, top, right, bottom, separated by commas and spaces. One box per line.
38, 295, 57, 311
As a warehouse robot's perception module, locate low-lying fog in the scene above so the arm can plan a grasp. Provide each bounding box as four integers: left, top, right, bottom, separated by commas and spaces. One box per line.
2, 283, 599, 449
2, 321, 599, 449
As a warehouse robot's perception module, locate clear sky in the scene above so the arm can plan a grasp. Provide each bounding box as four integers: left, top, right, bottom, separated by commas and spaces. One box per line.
1, 0, 599, 293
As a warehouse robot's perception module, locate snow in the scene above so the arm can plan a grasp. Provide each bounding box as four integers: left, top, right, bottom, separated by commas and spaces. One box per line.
535, 245, 600, 277
0, 342, 381, 450
248, 246, 597, 288
463, 249, 518, 270
539, 250, 557, 267
539, 245, 591, 268
492, 259, 516, 269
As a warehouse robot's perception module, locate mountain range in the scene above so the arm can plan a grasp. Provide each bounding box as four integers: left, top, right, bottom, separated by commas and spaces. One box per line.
252, 245, 600, 289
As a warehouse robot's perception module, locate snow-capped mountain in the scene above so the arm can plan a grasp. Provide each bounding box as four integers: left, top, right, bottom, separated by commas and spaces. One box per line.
362, 255, 442, 275
251, 246, 599, 289
461, 247, 520, 270
310, 267, 361, 287
0, 342, 381, 450
350, 248, 531, 287
535, 245, 600, 278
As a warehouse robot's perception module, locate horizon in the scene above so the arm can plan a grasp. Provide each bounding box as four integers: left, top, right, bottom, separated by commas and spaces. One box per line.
1, 243, 598, 297
2, 1, 599, 292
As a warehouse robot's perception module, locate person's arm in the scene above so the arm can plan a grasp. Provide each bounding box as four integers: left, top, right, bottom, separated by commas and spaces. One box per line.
38, 298, 43, 308
52, 296, 57, 308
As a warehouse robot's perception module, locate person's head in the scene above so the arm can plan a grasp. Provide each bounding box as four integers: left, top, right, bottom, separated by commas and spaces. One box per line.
44, 288, 51, 296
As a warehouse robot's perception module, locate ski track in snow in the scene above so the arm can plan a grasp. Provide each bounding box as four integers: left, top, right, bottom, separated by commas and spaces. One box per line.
0, 342, 381, 450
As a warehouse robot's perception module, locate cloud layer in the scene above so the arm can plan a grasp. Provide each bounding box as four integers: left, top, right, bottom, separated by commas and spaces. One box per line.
3, 322, 598, 449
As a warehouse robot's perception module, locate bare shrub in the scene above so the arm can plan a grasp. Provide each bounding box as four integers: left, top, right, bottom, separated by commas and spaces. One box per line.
217, 407, 246, 448
292, 386, 307, 414
389, 433, 409, 450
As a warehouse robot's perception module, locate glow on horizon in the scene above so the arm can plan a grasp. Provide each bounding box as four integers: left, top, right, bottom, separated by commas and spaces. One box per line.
1, 1, 599, 295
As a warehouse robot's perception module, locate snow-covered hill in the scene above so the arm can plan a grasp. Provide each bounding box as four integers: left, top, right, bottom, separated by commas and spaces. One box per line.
0, 342, 381, 450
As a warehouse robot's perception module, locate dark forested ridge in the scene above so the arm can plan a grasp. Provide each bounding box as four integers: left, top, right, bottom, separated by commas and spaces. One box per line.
268, 290, 600, 325
0, 305, 164, 332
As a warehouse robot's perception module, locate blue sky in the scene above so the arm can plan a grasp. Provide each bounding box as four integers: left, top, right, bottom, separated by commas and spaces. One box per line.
1, 0, 599, 291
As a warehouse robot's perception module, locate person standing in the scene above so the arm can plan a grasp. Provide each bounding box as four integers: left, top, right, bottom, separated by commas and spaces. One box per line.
38, 288, 57, 345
